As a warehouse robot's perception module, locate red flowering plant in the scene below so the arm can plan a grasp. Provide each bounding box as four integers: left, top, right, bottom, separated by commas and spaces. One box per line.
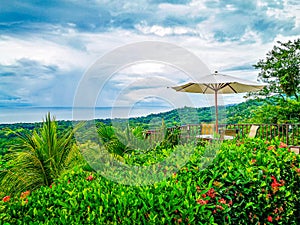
270, 176, 284, 193
2, 196, 10, 203
0, 138, 299, 224
267, 215, 273, 222
20, 190, 30, 199
278, 142, 287, 149
86, 175, 94, 181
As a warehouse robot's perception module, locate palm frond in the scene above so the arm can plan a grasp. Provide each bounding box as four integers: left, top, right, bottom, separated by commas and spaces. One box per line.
0, 113, 84, 196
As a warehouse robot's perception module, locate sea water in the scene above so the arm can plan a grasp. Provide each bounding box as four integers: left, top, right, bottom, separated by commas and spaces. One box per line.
0, 106, 172, 124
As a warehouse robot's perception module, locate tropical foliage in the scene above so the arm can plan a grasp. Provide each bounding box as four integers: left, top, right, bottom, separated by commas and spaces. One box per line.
0, 113, 84, 196
252, 38, 300, 101
245, 98, 300, 124
1, 138, 299, 224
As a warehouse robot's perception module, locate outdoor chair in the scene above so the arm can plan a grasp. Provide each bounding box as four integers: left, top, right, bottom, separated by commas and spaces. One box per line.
201, 123, 215, 135
289, 146, 300, 155
248, 125, 260, 138
196, 123, 215, 141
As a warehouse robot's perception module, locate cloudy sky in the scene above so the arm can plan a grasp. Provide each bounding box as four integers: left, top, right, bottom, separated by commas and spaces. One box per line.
1, 0, 300, 110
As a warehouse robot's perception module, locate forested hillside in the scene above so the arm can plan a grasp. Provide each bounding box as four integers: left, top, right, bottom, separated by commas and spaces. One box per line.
1, 96, 299, 157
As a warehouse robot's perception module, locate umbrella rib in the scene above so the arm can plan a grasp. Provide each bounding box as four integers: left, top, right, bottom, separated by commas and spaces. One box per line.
213, 83, 225, 91
203, 84, 217, 92
217, 83, 225, 90
227, 83, 238, 93
176, 83, 195, 91
203, 85, 210, 93
216, 83, 238, 93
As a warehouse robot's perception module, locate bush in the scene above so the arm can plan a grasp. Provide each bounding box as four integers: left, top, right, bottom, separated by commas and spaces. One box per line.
0, 138, 299, 224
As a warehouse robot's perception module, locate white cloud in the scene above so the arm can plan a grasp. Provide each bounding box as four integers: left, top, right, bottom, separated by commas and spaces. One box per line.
0, 35, 89, 71
0, 0, 299, 110
135, 24, 198, 36
158, 3, 192, 16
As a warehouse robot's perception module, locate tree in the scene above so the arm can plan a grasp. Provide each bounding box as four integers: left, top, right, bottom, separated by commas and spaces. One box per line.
253, 39, 300, 101
0, 113, 84, 196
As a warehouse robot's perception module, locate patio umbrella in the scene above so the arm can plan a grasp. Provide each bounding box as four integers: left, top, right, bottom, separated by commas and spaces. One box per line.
171, 71, 266, 133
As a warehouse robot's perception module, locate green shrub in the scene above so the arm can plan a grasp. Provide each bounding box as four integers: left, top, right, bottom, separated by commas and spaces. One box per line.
0, 113, 85, 197
0, 138, 299, 224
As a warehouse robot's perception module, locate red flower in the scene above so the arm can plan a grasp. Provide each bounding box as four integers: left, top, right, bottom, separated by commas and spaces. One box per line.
20, 190, 30, 199
86, 175, 94, 181
218, 198, 226, 204
279, 142, 287, 148
267, 216, 272, 222
216, 205, 224, 210
202, 194, 207, 198
207, 188, 216, 198
2, 196, 10, 202
270, 176, 284, 191
196, 199, 208, 205
275, 216, 281, 221
268, 146, 275, 151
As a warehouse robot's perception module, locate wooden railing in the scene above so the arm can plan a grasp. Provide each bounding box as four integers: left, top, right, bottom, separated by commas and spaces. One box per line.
146, 123, 300, 146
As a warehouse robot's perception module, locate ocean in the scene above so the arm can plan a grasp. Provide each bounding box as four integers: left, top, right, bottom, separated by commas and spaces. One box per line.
0, 106, 173, 124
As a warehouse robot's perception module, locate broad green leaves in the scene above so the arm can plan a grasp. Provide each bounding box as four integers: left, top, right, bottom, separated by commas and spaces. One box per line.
253, 38, 300, 101
0, 138, 299, 224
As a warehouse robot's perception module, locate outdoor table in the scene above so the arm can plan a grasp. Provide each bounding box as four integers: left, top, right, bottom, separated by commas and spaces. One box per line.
196, 134, 235, 141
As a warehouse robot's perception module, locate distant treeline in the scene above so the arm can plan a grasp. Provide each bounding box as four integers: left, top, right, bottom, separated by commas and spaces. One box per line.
1, 96, 299, 156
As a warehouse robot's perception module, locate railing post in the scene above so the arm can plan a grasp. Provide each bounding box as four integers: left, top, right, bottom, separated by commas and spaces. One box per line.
145, 123, 300, 145
286, 124, 289, 145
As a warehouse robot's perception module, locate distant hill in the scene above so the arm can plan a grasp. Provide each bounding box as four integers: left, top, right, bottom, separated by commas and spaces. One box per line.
0, 99, 263, 131
126, 98, 264, 128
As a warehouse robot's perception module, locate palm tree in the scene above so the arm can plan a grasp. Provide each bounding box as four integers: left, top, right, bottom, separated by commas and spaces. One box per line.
0, 113, 84, 196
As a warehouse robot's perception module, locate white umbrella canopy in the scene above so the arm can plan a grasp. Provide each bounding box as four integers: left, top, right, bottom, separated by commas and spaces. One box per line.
171, 71, 266, 133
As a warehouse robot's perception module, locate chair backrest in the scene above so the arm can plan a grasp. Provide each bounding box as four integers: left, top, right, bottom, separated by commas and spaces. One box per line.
289, 146, 299, 155
248, 125, 259, 138
201, 124, 215, 135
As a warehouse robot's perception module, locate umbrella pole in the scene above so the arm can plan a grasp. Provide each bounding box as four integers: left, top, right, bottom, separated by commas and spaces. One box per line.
215, 90, 218, 134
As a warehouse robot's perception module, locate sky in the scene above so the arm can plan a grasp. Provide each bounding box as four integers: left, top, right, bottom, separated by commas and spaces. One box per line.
1, 0, 300, 110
